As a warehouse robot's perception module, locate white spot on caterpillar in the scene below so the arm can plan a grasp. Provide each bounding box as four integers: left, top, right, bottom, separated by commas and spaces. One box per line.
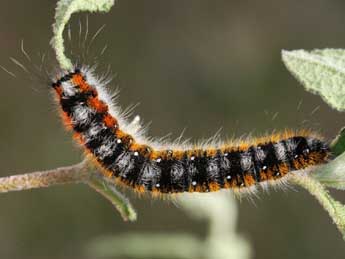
274, 142, 287, 161
240, 152, 252, 171
207, 160, 219, 177
170, 163, 184, 181
139, 163, 161, 188
85, 123, 105, 137
116, 152, 135, 177
95, 139, 116, 159
61, 81, 77, 96
255, 147, 266, 161
72, 104, 94, 125
285, 138, 297, 153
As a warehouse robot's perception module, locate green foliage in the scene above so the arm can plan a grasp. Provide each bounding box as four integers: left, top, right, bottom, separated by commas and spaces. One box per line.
283, 49, 345, 240
282, 49, 345, 111
87, 172, 137, 222
51, 0, 115, 70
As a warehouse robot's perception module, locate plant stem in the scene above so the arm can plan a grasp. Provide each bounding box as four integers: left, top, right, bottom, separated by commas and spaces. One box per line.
0, 159, 137, 221
290, 174, 345, 240
0, 160, 90, 193
87, 174, 137, 221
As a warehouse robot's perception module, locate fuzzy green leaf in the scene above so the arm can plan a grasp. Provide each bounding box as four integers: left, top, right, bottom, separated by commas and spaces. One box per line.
51, 0, 115, 70
312, 152, 345, 191
282, 49, 345, 111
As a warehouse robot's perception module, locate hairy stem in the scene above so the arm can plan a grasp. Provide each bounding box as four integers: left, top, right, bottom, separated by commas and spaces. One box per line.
290, 174, 345, 240
88, 173, 137, 221
0, 159, 136, 221
0, 160, 90, 193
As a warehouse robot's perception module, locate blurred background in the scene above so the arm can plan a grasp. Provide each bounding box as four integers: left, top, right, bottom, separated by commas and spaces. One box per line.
0, 0, 345, 258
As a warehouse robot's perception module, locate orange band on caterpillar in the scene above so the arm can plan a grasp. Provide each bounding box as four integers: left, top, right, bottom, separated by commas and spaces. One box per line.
51, 67, 332, 194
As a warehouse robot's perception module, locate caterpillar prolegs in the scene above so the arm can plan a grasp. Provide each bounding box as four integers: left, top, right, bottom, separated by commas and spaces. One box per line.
52, 67, 331, 194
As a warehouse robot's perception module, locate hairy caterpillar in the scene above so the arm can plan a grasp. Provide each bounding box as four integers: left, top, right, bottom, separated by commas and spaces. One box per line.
51, 66, 331, 194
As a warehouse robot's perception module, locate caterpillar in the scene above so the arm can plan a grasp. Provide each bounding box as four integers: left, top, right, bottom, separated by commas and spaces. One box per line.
51, 66, 331, 194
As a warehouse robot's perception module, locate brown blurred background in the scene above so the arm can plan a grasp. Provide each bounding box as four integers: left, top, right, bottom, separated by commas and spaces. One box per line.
0, 0, 345, 258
